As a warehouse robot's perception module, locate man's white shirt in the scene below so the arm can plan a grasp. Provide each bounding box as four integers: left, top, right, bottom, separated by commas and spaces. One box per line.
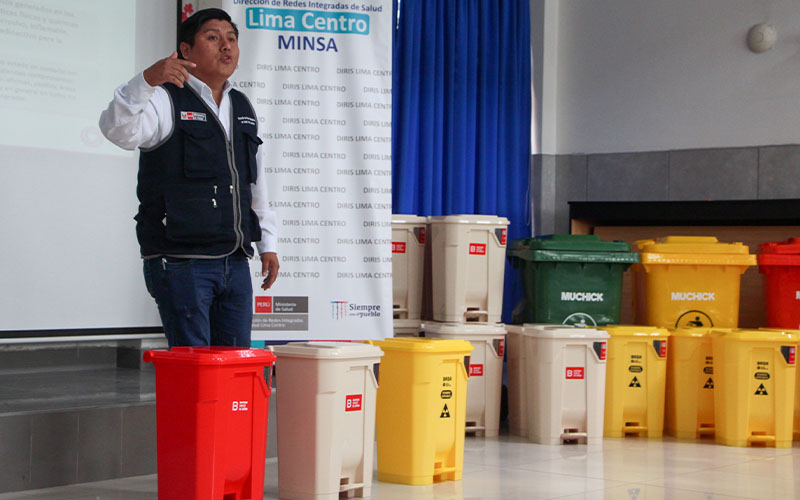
99, 72, 277, 254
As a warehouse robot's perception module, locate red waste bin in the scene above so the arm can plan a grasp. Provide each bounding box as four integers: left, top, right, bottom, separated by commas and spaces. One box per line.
759, 238, 800, 329
143, 347, 276, 500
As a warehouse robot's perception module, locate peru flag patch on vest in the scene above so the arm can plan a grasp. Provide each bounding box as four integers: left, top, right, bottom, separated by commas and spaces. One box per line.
180, 111, 207, 122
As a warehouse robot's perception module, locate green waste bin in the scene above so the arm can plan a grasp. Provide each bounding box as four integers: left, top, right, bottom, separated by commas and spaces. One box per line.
507, 235, 639, 326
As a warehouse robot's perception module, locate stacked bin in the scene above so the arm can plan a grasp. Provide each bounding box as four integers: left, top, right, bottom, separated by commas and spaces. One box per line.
600, 326, 670, 438
427, 215, 509, 324
523, 325, 610, 445
424, 322, 506, 437
758, 238, 800, 329
392, 214, 427, 337
505, 324, 530, 437
665, 328, 719, 439
633, 236, 756, 328
713, 329, 798, 448
143, 347, 276, 500
425, 214, 509, 440
507, 235, 638, 326
370, 338, 473, 485
272, 342, 383, 500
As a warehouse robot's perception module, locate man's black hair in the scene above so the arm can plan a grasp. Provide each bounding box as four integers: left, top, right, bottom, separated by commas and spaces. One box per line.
178, 8, 238, 55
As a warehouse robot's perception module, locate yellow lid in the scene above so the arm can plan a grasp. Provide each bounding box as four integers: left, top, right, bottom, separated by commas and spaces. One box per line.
598, 325, 669, 337
716, 328, 798, 342
368, 337, 474, 354
637, 236, 756, 266
668, 327, 715, 338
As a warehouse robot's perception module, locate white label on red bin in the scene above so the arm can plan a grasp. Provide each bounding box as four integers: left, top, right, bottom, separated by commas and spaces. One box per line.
498, 339, 505, 356
469, 364, 484, 376
500, 228, 507, 245
232, 401, 249, 412
392, 242, 406, 253
469, 244, 486, 255
566, 367, 585, 380
345, 394, 363, 412
790, 347, 796, 365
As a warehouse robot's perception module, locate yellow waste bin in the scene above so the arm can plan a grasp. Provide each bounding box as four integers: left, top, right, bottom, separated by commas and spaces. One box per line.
758, 328, 800, 441
634, 236, 756, 328
713, 329, 798, 447
369, 338, 473, 485
601, 326, 669, 438
665, 328, 722, 439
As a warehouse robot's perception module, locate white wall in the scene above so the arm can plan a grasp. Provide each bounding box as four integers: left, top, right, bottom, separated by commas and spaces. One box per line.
542, 0, 800, 154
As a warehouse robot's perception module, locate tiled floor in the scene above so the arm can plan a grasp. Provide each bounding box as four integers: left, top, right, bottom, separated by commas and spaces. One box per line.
1, 434, 798, 500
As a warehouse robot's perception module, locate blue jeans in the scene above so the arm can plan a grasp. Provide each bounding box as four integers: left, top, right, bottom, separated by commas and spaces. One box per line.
143, 254, 253, 347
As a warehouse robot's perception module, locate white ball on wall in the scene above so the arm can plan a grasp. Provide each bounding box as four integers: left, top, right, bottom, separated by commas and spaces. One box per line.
747, 23, 777, 53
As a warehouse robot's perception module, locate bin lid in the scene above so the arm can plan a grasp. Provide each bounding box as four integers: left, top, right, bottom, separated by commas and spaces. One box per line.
391, 214, 426, 225
368, 337, 474, 354
599, 325, 670, 338
523, 325, 609, 340
506, 323, 577, 334
143, 346, 277, 366
507, 235, 639, 263
423, 322, 506, 337
759, 238, 800, 266
668, 327, 726, 338
427, 214, 510, 226
271, 341, 383, 360
716, 328, 798, 342
637, 236, 756, 266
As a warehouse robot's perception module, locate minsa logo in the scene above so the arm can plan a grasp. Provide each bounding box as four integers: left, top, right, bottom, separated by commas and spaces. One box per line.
565, 367, 585, 379
392, 241, 406, 253
560, 292, 604, 302
671, 292, 715, 301
345, 394, 362, 412
231, 400, 249, 412
469, 364, 484, 377
180, 111, 207, 122
469, 243, 486, 255
255, 296, 272, 313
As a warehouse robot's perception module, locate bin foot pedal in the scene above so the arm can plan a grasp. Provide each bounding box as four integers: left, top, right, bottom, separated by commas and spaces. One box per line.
561, 429, 587, 444
697, 424, 715, 437
393, 306, 408, 320
464, 309, 489, 322
623, 422, 647, 437
339, 481, 365, 493
465, 422, 485, 433
432, 464, 457, 483
748, 432, 775, 447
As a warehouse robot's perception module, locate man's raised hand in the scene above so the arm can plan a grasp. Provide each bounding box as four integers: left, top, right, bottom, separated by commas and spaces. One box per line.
143, 51, 196, 88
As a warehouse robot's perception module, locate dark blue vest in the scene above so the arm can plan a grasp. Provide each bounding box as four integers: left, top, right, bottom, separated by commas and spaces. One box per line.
135, 83, 262, 258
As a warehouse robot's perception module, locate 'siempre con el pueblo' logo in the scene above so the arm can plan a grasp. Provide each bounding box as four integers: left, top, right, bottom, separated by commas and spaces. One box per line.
330, 301, 382, 320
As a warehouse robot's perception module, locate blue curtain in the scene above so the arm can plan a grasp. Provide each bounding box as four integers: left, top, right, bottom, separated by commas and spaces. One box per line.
392, 0, 532, 323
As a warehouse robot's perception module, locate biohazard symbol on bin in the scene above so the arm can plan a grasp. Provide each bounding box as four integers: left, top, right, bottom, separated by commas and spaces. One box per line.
703, 378, 714, 389
440, 404, 451, 418
629, 376, 642, 388
755, 384, 768, 396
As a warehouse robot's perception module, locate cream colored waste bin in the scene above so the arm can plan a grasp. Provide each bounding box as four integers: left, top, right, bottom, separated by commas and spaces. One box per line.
428, 215, 510, 323
506, 324, 528, 437
273, 342, 383, 500
424, 322, 506, 437
392, 214, 427, 326
523, 325, 609, 445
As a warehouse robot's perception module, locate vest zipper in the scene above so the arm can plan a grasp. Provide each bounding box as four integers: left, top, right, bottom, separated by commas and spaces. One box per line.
186, 85, 249, 256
